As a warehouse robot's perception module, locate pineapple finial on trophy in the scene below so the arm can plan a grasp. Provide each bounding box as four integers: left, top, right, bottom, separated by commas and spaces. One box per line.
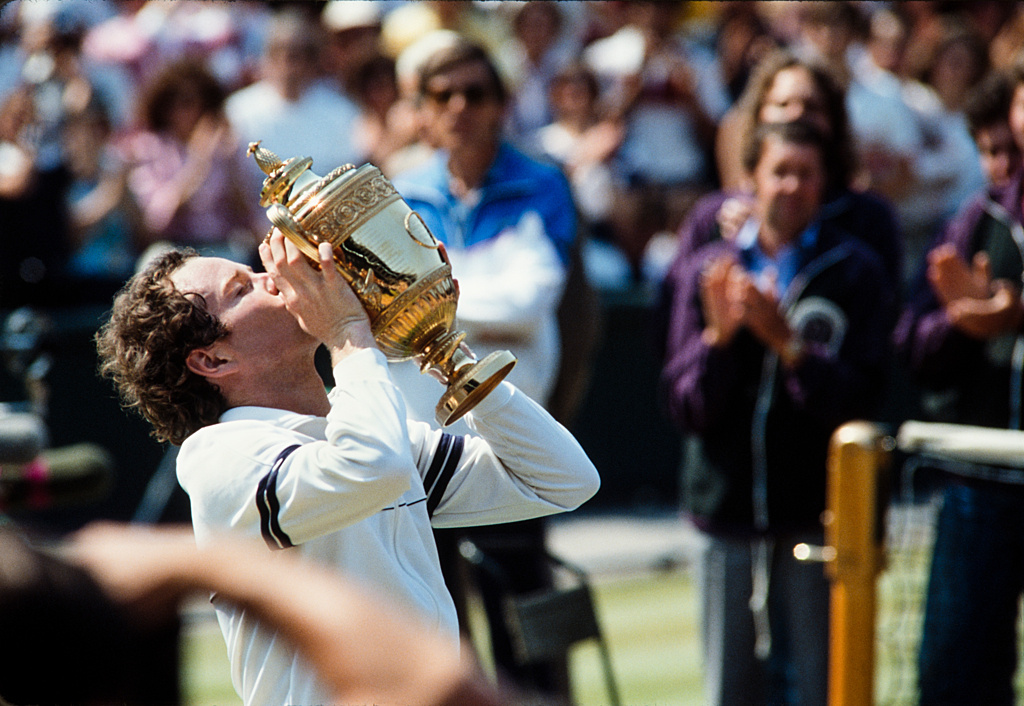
247, 141, 280, 171
247, 141, 317, 208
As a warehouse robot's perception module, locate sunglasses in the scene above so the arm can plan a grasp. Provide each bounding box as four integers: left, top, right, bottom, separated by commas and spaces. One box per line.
424, 83, 496, 107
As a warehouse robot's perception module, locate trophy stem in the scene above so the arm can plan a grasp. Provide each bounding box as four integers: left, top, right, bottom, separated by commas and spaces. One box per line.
417, 332, 516, 425
434, 350, 517, 426
417, 331, 465, 380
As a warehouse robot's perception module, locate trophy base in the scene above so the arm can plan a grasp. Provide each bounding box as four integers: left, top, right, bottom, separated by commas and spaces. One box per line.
435, 350, 517, 426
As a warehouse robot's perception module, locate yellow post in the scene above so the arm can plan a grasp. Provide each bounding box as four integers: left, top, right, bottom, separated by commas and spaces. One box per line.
822, 422, 891, 706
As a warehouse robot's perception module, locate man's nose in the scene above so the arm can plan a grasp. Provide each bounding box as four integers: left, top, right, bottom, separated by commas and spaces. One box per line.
780, 175, 801, 193
447, 93, 469, 112
789, 102, 809, 121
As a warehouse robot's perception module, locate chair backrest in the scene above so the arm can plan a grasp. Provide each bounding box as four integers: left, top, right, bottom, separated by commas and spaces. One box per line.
504, 584, 602, 663
458, 538, 622, 706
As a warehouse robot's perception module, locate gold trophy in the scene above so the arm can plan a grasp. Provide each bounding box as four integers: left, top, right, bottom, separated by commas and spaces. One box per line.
248, 142, 516, 426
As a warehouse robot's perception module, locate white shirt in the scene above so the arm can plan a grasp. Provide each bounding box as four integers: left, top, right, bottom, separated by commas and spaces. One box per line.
388, 209, 567, 429
177, 348, 599, 706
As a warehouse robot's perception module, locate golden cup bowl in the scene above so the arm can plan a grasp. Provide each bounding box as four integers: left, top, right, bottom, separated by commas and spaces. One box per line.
248, 142, 515, 426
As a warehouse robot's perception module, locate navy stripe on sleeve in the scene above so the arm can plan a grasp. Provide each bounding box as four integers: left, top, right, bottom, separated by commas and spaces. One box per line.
426, 434, 464, 518
422, 433, 453, 497
256, 444, 300, 550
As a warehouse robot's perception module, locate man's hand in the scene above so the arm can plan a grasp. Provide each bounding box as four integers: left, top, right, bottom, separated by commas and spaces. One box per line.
700, 255, 744, 347
716, 196, 753, 242
734, 271, 800, 363
67, 522, 199, 625
259, 230, 377, 361
928, 244, 992, 307
700, 256, 803, 364
946, 280, 1024, 339
927, 244, 1024, 339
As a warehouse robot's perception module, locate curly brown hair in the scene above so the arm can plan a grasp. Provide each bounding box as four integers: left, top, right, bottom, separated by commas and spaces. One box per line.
96, 249, 229, 445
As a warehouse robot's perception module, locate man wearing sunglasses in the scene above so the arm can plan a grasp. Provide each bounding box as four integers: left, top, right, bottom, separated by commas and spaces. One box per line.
392, 36, 576, 415
389, 36, 581, 697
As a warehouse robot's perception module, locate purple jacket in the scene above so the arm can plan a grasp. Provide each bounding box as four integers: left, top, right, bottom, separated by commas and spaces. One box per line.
894, 171, 1024, 431
670, 188, 902, 289
660, 216, 893, 533
654, 188, 902, 359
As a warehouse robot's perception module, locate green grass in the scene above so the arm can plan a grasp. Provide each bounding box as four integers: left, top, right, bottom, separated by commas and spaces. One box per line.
179, 568, 704, 706
180, 614, 240, 706
571, 571, 701, 706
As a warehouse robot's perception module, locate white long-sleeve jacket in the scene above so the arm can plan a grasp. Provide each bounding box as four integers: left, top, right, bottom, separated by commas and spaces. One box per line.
176, 348, 599, 706
388, 209, 567, 422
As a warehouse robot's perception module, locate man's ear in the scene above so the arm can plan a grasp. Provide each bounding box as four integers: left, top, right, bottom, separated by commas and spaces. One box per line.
185, 344, 238, 380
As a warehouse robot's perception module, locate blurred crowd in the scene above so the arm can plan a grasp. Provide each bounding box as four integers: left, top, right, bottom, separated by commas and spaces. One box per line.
5, 2, 1024, 704
2, 0, 1022, 310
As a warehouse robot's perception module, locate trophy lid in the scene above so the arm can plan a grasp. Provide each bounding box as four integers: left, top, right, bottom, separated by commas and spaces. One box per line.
247, 141, 316, 208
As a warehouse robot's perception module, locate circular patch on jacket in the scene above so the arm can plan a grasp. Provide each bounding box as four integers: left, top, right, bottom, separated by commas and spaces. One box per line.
788, 296, 847, 356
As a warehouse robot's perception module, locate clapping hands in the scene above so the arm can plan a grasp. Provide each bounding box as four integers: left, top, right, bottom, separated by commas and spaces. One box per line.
928, 244, 1024, 339
700, 255, 795, 356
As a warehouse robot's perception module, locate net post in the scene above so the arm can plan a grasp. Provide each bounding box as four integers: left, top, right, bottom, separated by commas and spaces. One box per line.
824, 421, 892, 706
